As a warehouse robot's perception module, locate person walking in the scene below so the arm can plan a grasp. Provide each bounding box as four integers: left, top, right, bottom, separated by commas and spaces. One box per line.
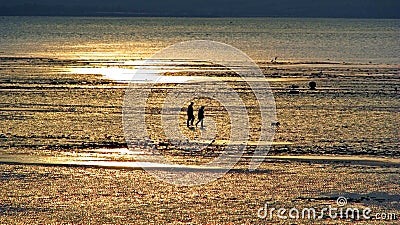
196, 106, 205, 128
187, 102, 195, 127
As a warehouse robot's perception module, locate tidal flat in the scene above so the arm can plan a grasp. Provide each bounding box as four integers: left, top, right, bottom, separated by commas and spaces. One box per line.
0, 57, 399, 224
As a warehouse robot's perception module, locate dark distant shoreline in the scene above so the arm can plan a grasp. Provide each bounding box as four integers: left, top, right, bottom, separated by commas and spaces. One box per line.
1, 13, 399, 19
0, 0, 399, 19
1, 14, 400, 20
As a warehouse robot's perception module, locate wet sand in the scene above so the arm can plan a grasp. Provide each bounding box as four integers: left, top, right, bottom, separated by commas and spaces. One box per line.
1, 161, 399, 224
0, 57, 399, 224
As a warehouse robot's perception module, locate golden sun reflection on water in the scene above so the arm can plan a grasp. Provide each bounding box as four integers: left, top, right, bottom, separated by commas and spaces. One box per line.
69, 67, 205, 83
69, 65, 307, 83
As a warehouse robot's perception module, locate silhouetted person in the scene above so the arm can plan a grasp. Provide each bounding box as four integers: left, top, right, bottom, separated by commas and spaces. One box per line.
309, 81, 317, 90
196, 106, 205, 128
187, 102, 195, 127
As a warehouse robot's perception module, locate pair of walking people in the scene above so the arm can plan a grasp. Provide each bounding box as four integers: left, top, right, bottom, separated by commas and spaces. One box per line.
187, 102, 205, 128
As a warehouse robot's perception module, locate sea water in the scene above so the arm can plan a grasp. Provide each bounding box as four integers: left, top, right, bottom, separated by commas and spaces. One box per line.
0, 17, 399, 64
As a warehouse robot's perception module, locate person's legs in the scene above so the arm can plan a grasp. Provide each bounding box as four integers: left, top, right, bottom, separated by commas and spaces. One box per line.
196, 116, 203, 127
188, 116, 194, 127
196, 117, 204, 128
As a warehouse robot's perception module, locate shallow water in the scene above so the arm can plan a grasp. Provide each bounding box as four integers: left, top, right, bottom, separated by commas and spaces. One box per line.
0, 17, 399, 224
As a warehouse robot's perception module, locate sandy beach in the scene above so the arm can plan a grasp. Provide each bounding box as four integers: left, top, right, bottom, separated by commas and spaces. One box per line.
1, 55, 399, 224
0, 160, 399, 224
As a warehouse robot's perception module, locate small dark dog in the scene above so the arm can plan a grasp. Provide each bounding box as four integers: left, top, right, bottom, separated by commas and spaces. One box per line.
271, 122, 280, 127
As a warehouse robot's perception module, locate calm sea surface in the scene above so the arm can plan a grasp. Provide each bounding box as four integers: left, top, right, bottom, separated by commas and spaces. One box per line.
0, 17, 399, 64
